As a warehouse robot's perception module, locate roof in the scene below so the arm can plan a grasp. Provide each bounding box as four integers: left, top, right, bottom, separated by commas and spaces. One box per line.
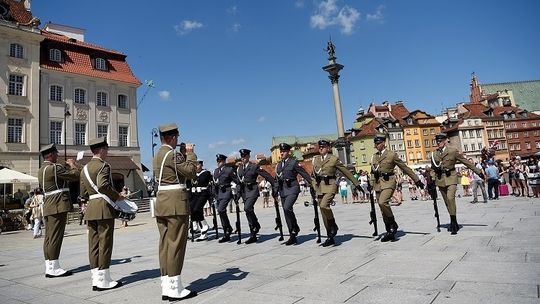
352, 118, 379, 138
481, 80, 540, 112
389, 102, 410, 125
40, 30, 141, 85
0, 0, 34, 24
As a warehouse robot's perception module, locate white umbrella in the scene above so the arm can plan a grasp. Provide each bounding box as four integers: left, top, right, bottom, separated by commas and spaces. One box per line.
0, 168, 38, 209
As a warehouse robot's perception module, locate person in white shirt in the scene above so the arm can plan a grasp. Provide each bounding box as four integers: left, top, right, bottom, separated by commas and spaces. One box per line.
338, 177, 349, 204
259, 179, 271, 208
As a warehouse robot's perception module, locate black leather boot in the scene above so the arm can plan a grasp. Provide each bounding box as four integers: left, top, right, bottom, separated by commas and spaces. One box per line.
328, 219, 339, 238
219, 226, 232, 243
380, 221, 394, 242
285, 235, 297, 246
321, 237, 335, 247
450, 215, 459, 235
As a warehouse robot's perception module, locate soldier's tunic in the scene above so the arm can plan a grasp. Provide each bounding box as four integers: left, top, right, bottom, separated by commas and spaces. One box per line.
311, 154, 359, 232
190, 169, 212, 222
80, 157, 119, 269
213, 166, 239, 233
276, 157, 312, 234
431, 146, 481, 216
153, 144, 197, 276
370, 149, 420, 223
38, 161, 80, 260
237, 162, 275, 231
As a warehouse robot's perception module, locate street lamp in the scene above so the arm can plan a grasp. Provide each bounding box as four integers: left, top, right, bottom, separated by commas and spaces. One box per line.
151, 128, 159, 189
63, 103, 71, 161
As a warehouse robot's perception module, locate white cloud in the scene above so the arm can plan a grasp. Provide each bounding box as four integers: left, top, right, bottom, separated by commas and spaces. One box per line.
231, 138, 245, 145
208, 141, 226, 149
310, 0, 360, 35
366, 5, 385, 22
231, 23, 241, 32
295, 0, 305, 8
228, 151, 240, 159
158, 90, 170, 101
227, 5, 239, 15
257, 116, 266, 123
174, 20, 203, 35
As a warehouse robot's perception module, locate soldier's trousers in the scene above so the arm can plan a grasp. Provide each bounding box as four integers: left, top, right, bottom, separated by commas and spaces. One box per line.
318, 192, 336, 233
243, 195, 259, 229
156, 215, 188, 276
190, 193, 208, 222
217, 198, 232, 231
43, 212, 68, 260
438, 184, 457, 216
87, 218, 114, 270
281, 193, 300, 234
375, 188, 395, 223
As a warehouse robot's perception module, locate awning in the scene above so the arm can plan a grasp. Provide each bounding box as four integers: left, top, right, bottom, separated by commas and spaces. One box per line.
77, 156, 140, 171
0, 168, 39, 184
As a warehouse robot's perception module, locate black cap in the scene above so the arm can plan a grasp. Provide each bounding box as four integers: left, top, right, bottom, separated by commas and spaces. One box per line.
216, 154, 227, 162
318, 139, 331, 147
373, 133, 387, 144
40, 143, 58, 156
89, 137, 109, 150
239, 149, 251, 157
197, 159, 204, 165
279, 143, 292, 151
435, 133, 448, 141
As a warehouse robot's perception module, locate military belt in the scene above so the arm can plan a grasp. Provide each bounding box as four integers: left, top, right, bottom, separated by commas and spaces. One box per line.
191, 186, 208, 193
44, 188, 69, 197
159, 184, 187, 191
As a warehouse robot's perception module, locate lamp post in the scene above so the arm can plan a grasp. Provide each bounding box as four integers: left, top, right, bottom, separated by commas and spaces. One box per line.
151, 128, 159, 188
63, 103, 71, 161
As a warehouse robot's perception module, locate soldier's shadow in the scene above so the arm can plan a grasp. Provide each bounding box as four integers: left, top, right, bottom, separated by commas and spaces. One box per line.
335, 233, 374, 246
121, 268, 161, 285
70, 255, 142, 274
256, 232, 281, 243
189, 267, 249, 293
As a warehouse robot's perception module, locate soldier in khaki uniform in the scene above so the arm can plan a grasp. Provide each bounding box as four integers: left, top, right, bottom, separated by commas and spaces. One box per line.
370, 134, 424, 242
311, 140, 362, 247
38, 144, 80, 278
153, 123, 197, 301
431, 133, 483, 234
80, 137, 123, 291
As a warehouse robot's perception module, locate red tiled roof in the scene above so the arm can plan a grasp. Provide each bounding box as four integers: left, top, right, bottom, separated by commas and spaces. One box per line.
375, 105, 389, 111
40, 30, 140, 85
354, 119, 379, 138
461, 103, 489, 118
389, 103, 410, 125
2, 0, 34, 24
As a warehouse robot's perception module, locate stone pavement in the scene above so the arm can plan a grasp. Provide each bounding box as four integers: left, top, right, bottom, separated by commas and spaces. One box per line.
1, 193, 539, 304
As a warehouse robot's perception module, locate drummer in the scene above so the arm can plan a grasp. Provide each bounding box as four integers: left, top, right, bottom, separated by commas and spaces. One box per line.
80, 137, 124, 291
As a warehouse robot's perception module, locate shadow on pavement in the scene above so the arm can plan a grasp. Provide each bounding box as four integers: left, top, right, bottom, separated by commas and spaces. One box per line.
69, 255, 142, 274
256, 232, 281, 243
121, 268, 161, 284
189, 267, 249, 293
335, 233, 374, 245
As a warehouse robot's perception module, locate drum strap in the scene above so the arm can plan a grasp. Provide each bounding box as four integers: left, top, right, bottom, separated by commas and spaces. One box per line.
83, 164, 118, 210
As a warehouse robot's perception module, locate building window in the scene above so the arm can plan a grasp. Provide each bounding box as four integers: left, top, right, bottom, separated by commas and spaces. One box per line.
511, 122, 516, 128
361, 154, 366, 162
430, 128, 435, 134
74, 88, 86, 104
526, 142, 531, 150
390, 133, 395, 140
424, 139, 430, 147
536, 142, 540, 149
409, 152, 414, 160
119, 126, 128, 147
522, 122, 527, 128
97, 91, 108, 106
97, 124, 108, 140
50, 85, 63, 102
469, 130, 474, 138
398, 143, 404, 150
416, 152, 422, 160
391, 144, 396, 151
7, 118, 23, 143
461, 130, 468, 138
534, 130, 539, 136
397, 133, 402, 139
478, 143, 483, 150
407, 140, 412, 148
524, 131, 529, 138
50, 121, 62, 144
463, 144, 468, 152
414, 139, 420, 148
516, 144, 521, 150
406, 118, 413, 125
471, 143, 476, 151
532, 122, 537, 127
95, 58, 108, 71
8, 74, 24, 96
75, 123, 86, 145
49, 48, 62, 62
413, 129, 418, 135
476, 130, 482, 138
9, 43, 24, 58
118, 94, 128, 109
499, 130, 504, 138
423, 129, 428, 136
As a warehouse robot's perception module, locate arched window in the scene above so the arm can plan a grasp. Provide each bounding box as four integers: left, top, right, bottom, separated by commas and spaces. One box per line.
74, 88, 86, 104
49, 48, 62, 62
118, 94, 128, 109
10, 43, 24, 58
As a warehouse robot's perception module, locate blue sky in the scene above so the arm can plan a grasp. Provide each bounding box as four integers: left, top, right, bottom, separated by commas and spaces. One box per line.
33, 0, 540, 170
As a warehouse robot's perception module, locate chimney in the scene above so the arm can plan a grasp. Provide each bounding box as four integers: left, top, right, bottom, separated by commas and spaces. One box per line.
23, 0, 31, 11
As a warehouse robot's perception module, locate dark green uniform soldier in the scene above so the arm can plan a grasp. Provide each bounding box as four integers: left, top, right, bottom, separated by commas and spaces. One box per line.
370, 134, 424, 242
153, 123, 197, 301
311, 140, 361, 247
80, 137, 123, 291
431, 133, 483, 234
38, 143, 80, 278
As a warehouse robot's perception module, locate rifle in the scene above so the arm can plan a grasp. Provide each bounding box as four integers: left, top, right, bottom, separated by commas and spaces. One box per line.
273, 196, 284, 241
427, 182, 440, 232
367, 180, 378, 237
234, 194, 242, 244
310, 188, 321, 243
190, 215, 195, 242
211, 198, 219, 239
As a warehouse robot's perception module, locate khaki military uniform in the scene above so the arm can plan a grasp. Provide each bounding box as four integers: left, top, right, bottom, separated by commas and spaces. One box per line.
38, 161, 80, 260
370, 149, 420, 223
153, 144, 197, 276
311, 154, 359, 233
431, 146, 481, 216
80, 157, 119, 270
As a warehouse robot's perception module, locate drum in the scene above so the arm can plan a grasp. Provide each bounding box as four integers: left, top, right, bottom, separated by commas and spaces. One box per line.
115, 199, 138, 221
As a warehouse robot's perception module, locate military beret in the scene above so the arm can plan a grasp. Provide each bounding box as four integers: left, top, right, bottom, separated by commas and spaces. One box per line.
279, 143, 292, 151
239, 149, 251, 156
40, 143, 58, 156
216, 154, 227, 161
373, 133, 387, 144
159, 123, 179, 136
89, 137, 109, 149
318, 139, 331, 147
435, 133, 448, 140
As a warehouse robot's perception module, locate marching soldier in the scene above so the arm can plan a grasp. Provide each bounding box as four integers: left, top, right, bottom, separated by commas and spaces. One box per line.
311, 140, 362, 247
431, 133, 483, 235
237, 148, 276, 244
153, 124, 198, 301
275, 143, 312, 245
80, 137, 123, 290
38, 144, 80, 278
190, 160, 212, 241
370, 134, 424, 242
213, 154, 240, 243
